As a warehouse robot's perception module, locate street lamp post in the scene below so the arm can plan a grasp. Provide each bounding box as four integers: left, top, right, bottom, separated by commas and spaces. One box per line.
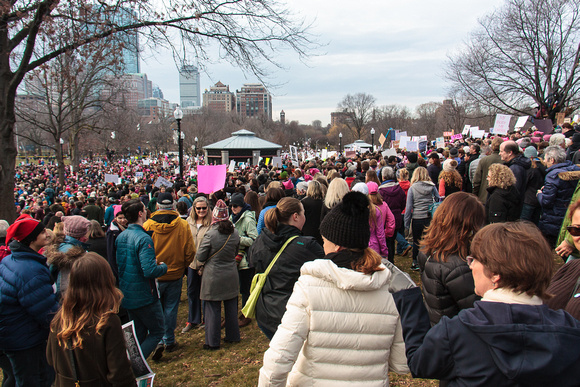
59, 138, 64, 163
339, 132, 343, 154
174, 106, 184, 180
195, 136, 198, 157
370, 127, 375, 152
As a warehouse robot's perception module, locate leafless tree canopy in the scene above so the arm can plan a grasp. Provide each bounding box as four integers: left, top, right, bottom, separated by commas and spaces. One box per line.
337, 92, 377, 140
0, 0, 317, 221
446, 0, 580, 119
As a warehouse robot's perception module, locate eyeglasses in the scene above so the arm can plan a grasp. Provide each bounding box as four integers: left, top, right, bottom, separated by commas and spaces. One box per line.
466, 256, 476, 267
567, 225, 580, 237
195, 207, 207, 211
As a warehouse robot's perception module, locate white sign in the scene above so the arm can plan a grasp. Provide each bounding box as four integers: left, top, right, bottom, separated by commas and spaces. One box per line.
142, 159, 150, 166
419, 136, 428, 141
406, 141, 418, 151
399, 136, 411, 149
472, 129, 485, 139
436, 142, 445, 148
135, 172, 144, 179
411, 136, 420, 142
105, 173, 119, 184
574, 114, 579, 123
321, 149, 328, 160
154, 176, 173, 188
272, 157, 283, 168
514, 116, 529, 129
228, 160, 236, 173
382, 149, 397, 158
493, 114, 512, 135
462, 125, 471, 135
289, 145, 298, 161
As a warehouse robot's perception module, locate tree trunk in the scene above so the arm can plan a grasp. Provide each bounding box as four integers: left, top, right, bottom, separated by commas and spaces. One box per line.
70, 130, 80, 173
56, 140, 66, 187
0, 119, 18, 223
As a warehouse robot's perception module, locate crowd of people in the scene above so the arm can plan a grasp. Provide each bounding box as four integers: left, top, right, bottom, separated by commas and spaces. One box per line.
1, 123, 580, 385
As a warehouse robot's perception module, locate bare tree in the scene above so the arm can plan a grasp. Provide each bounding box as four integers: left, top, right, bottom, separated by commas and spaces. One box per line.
446, 0, 580, 120
337, 93, 377, 140
0, 0, 316, 221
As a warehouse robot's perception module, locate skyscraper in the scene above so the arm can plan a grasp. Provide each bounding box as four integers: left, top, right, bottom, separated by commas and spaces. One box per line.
236, 83, 272, 120
179, 65, 201, 108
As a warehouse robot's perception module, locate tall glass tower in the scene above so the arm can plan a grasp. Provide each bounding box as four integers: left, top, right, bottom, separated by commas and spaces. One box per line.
179, 65, 201, 107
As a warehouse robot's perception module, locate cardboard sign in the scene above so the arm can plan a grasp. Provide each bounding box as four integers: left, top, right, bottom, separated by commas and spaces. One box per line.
344, 150, 356, 158
443, 131, 453, 137
105, 174, 119, 184
556, 112, 566, 126
534, 119, 553, 134
198, 165, 227, 194
493, 114, 512, 135
462, 125, 471, 135
379, 133, 386, 146
514, 116, 529, 129
392, 140, 400, 149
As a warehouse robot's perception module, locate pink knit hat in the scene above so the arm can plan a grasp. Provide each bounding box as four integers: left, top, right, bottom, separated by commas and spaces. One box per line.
62, 215, 91, 239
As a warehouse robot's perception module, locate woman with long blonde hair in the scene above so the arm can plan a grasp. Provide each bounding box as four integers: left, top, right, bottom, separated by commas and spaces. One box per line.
47, 253, 135, 386
321, 177, 350, 221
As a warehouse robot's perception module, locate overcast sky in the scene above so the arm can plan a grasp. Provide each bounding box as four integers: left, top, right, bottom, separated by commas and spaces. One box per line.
141, 0, 505, 127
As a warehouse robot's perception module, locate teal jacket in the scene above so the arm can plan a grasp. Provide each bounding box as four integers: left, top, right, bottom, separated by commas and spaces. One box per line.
115, 224, 167, 309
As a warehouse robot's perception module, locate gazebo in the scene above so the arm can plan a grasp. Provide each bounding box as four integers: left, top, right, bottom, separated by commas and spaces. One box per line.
203, 129, 282, 165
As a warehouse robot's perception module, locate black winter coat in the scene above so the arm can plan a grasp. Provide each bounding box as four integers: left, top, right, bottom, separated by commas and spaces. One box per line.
301, 196, 323, 245
418, 252, 479, 326
523, 163, 546, 206
247, 224, 324, 336
485, 185, 521, 223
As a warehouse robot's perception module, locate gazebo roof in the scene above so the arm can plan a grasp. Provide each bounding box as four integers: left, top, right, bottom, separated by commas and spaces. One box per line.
203, 129, 282, 150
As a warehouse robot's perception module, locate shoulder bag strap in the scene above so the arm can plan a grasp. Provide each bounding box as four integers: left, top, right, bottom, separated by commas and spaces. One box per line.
206, 233, 232, 263
571, 274, 580, 299
264, 235, 299, 276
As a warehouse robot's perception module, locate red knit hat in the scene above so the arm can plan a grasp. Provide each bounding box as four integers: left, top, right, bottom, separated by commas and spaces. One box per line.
6, 214, 45, 245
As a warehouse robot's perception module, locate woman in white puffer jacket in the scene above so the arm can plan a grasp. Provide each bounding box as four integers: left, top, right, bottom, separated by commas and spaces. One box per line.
258, 192, 410, 387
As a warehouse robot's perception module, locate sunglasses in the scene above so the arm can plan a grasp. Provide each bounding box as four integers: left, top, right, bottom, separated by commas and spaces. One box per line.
195, 206, 208, 211
231, 204, 240, 208
567, 225, 580, 237
466, 256, 476, 267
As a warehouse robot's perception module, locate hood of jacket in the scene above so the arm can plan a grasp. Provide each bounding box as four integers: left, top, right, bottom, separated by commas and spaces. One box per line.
411, 180, 435, 195
259, 223, 301, 252
301, 259, 390, 291
458, 301, 580, 385
145, 210, 180, 234
547, 160, 576, 174
507, 154, 531, 170
45, 243, 86, 269
379, 180, 399, 190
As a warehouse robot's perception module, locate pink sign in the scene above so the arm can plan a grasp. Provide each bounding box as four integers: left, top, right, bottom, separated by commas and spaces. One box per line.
197, 165, 227, 194
451, 134, 463, 140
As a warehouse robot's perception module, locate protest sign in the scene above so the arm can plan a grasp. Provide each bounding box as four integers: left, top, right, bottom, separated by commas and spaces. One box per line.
451, 134, 463, 141
436, 137, 444, 143
574, 114, 579, 123
406, 141, 418, 151
443, 131, 453, 137
564, 117, 571, 124
411, 136, 420, 142
272, 156, 282, 168
556, 112, 566, 126
514, 116, 529, 129
154, 176, 173, 188
472, 129, 485, 139
379, 133, 386, 147
399, 136, 410, 149
142, 159, 150, 166
419, 136, 428, 141
382, 149, 397, 158
135, 172, 143, 179
345, 150, 356, 158
462, 125, 471, 135
228, 160, 236, 173
534, 119, 553, 134
493, 114, 512, 135
436, 142, 445, 149
321, 149, 328, 160
392, 140, 400, 149
289, 145, 298, 162
105, 174, 119, 184
419, 140, 428, 152
198, 165, 227, 194
122, 321, 155, 386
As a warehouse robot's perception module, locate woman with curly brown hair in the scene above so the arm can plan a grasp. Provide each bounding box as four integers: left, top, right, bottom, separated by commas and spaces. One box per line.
418, 192, 485, 326
47, 252, 135, 386
438, 159, 462, 199
485, 163, 520, 223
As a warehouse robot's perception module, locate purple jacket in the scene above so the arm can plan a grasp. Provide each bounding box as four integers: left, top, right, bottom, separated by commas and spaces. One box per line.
378, 181, 406, 229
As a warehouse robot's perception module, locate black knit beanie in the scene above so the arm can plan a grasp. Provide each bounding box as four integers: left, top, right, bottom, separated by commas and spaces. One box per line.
319, 192, 370, 249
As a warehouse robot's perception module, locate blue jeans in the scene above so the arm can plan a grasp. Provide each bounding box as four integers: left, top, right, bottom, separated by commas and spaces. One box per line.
158, 278, 183, 345
395, 230, 410, 254
4, 343, 54, 387
187, 268, 203, 325
128, 299, 165, 359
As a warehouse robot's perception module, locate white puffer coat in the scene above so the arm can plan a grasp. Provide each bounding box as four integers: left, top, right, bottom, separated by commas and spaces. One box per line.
258, 259, 409, 386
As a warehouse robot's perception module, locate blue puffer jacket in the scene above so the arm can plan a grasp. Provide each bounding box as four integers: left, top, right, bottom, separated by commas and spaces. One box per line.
538, 161, 580, 236
115, 224, 167, 310
0, 241, 59, 351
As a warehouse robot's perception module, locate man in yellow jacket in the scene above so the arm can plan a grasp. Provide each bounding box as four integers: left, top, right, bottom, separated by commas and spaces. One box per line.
144, 192, 195, 360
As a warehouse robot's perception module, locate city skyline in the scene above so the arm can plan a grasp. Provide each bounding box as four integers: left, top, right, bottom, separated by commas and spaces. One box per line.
140, 0, 505, 126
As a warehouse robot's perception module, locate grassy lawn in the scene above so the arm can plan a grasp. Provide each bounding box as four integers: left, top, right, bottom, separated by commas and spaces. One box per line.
151, 252, 438, 386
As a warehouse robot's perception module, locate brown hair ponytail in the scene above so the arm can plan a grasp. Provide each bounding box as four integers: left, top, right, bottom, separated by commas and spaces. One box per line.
264, 197, 303, 233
